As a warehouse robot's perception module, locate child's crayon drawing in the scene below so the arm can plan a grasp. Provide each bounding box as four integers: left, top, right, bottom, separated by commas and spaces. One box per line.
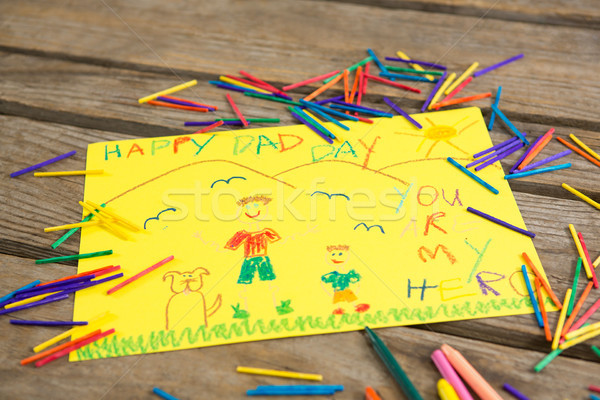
71, 107, 553, 361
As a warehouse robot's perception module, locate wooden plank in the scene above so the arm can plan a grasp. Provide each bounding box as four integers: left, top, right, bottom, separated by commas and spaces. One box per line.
0, 251, 597, 398
1, 1, 599, 125
323, 0, 600, 29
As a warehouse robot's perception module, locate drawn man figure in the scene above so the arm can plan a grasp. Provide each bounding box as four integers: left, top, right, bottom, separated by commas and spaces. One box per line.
321, 244, 370, 315
225, 195, 293, 318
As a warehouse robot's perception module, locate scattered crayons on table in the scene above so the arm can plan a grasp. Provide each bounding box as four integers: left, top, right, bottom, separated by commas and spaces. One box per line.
21, 329, 101, 366
35, 328, 115, 367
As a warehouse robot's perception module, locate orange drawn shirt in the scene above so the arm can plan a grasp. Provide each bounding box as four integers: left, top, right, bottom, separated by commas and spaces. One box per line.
225, 228, 281, 258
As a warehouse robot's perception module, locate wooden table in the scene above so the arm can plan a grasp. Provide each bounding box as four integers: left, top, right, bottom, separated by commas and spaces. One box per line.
1, 1, 599, 398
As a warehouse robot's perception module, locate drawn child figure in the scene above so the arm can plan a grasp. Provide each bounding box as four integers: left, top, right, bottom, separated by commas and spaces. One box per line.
225, 195, 293, 318
321, 244, 370, 315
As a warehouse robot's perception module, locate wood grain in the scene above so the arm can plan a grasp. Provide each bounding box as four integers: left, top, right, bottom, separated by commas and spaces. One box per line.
1, 1, 600, 125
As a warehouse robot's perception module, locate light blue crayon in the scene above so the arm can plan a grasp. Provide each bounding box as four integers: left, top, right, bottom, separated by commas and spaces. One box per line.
153, 387, 180, 400
0, 280, 42, 305
488, 86, 502, 130
505, 163, 571, 180
380, 71, 437, 83
446, 157, 499, 194
491, 103, 529, 145
300, 102, 350, 131
367, 48, 388, 74
299, 99, 359, 122
521, 265, 544, 328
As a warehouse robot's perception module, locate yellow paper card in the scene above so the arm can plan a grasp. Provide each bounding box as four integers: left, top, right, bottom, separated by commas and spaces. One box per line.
71, 107, 553, 361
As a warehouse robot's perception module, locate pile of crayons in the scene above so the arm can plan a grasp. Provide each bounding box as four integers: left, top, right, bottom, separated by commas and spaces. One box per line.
131, 49, 526, 140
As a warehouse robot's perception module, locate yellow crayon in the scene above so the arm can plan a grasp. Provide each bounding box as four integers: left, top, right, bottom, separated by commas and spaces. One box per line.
445, 62, 479, 95
569, 134, 600, 161
569, 224, 593, 279
236, 366, 323, 381
86, 200, 142, 232
559, 326, 600, 350
552, 289, 572, 350
219, 76, 270, 94
437, 378, 460, 400
396, 50, 434, 81
429, 73, 456, 110
4, 292, 60, 309
564, 321, 600, 341
44, 220, 101, 232
34, 170, 103, 177
562, 183, 600, 211
138, 80, 197, 103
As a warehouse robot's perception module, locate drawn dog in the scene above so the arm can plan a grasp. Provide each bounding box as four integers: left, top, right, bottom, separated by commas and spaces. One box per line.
162, 267, 222, 330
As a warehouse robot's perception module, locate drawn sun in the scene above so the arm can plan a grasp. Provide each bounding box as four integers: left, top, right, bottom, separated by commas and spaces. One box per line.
395, 116, 477, 158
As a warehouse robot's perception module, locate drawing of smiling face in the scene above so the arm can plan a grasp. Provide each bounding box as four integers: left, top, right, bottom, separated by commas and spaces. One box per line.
327, 249, 349, 266
243, 201, 265, 220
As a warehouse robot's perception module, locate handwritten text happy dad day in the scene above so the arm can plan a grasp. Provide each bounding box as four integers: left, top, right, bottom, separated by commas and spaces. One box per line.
100, 132, 531, 307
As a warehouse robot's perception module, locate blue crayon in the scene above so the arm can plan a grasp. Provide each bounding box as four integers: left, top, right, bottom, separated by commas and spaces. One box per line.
504, 163, 571, 180
304, 105, 349, 131
521, 265, 544, 328
292, 107, 336, 139
208, 81, 261, 94
447, 157, 499, 194
488, 86, 502, 131
248, 385, 344, 396
0, 280, 41, 305
490, 104, 529, 145
290, 110, 333, 144
298, 99, 359, 121
153, 387, 180, 400
367, 48, 388, 74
